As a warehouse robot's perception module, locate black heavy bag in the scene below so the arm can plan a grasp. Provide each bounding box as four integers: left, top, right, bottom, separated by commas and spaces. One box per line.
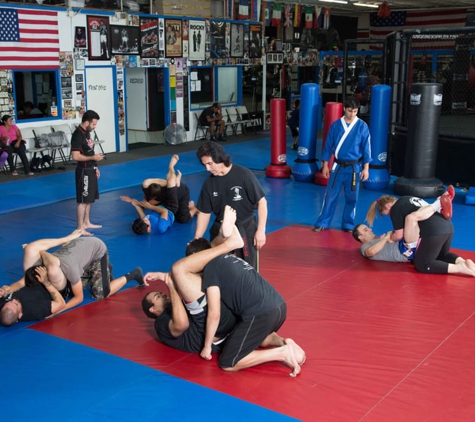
394, 83, 444, 198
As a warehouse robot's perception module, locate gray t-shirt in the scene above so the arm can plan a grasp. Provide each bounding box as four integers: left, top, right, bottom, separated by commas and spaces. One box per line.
53, 238, 107, 284
361, 238, 410, 263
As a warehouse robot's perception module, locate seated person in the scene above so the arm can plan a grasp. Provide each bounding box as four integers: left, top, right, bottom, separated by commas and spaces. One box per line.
0, 230, 145, 325
288, 99, 300, 150
0, 114, 33, 176
22, 101, 43, 117
141, 206, 241, 353
198, 103, 227, 142
0, 141, 7, 170
120, 157, 179, 235
141, 154, 198, 224
0, 266, 65, 325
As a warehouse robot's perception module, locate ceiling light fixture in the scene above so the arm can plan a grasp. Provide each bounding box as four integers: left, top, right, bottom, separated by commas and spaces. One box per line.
353, 2, 379, 7
319, 0, 348, 4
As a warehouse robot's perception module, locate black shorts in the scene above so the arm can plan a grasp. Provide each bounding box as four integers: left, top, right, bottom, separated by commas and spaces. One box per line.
75, 167, 99, 204
290, 126, 299, 137
218, 302, 287, 369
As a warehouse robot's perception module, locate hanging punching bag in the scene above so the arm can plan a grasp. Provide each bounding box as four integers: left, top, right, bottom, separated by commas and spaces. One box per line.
394, 83, 444, 198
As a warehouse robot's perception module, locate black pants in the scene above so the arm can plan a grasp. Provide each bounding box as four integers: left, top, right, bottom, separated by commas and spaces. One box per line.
413, 233, 459, 274
7, 142, 30, 173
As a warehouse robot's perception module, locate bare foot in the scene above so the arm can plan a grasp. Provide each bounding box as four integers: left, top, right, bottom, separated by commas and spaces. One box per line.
221, 205, 237, 238
176, 170, 182, 188
143, 271, 168, 283
84, 223, 102, 229
464, 259, 475, 277
169, 154, 179, 168
282, 344, 302, 377
285, 338, 306, 365
82, 230, 94, 237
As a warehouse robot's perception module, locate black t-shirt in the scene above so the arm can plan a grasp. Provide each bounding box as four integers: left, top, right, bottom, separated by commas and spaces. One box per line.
390, 196, 454, 237
154, 302, 237, 353
199, 107, 215, 126
202, 254, 285, 320
71, 125, 96, 168
0, 286, 52, 322
197, 164, 265, 224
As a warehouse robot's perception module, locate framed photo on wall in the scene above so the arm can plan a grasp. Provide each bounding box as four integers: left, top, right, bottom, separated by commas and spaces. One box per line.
110, 25, 140, 55
249, 24, 262, 59
165, 19, 182, 58
230, 23, 244, 58
188, 20, 206, 61
87, 16, 110, 61
140, 18, 159, 58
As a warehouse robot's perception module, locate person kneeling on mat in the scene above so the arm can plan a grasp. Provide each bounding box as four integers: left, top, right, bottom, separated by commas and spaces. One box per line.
354, 186, 475, 277
141, 206, 240, 354
0, 230, 145, 326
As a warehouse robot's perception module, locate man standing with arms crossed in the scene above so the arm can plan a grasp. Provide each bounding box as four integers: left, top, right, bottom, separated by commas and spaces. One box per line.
71, 110, 105, 236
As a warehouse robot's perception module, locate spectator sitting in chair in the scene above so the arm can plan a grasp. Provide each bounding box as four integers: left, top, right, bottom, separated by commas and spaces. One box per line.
198, 103, 227, 142
22, 101, 43, 117
0, 115, 34, 176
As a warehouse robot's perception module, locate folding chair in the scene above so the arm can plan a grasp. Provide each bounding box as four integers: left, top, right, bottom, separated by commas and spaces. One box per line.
193, 112, 209, 141
33, 126, 63, 168
92, 130, 106, 154
236, 106, 255, 134
20, 127, 48, 171
51, 123, 73, 166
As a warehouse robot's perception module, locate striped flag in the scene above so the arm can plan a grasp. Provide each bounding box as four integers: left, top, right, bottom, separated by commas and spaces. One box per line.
238, 0, 249, 20
262, 1, 271, 26
305, 6, 313, 29
0, 8, 59, 70
293, 5, 300, 28
272, 3, 282, 27
368, 9, 467, 49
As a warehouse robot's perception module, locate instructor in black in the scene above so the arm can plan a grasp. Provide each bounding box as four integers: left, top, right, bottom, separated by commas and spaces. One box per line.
71, 110, 105, 236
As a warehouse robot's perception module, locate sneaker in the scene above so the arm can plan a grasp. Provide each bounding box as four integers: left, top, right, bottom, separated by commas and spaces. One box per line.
210, 136, 216, 142
218, 134, 227, 142
312, 226, 326, 232
291, 144, 298, 150
27, 172, 34, 176
11, 170, 18, 176
440, 194, 453, 219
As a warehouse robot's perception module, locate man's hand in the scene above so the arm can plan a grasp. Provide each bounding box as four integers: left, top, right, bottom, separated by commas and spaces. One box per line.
254, 229, 266, 250
321, 162, 330, 179
140, 200, 154, 210
35, 266, 51, 286
120, 195, 133, 203
94, 153, 105, 162
200, 345, 212, 361
0, 285, 11, 298
360, 168, 369, 182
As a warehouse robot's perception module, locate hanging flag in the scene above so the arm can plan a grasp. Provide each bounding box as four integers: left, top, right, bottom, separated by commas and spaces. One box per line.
238, 0, 249, 20
323, 7, 331, 30
314, 6, 321, 28
272, 3, 282, 27
284, 5, 292, 28
0, 8, 59, 70
293, 5, 300, 28
255, 0, 261, 21
262, 1, 271, 26
305, 6, 313, 29
366, 9, 467, 49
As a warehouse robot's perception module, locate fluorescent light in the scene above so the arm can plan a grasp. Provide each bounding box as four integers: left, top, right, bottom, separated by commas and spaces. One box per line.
319, 0, 348, 4
353, 2, 379, 7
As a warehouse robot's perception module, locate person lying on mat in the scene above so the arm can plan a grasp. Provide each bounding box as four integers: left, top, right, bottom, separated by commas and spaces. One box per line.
120, 155, 181, 235
140, 154, 198, 224
0, 230, 145, 326
141, 206, 240, 354
353, 187, 475, 277
0, 266, 65, 324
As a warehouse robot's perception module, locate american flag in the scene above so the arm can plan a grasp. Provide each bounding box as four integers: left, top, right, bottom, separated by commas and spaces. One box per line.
367, 9, 467, 50
0, 8, 59, 70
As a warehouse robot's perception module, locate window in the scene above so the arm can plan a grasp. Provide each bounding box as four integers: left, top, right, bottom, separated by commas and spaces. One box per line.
13, 70, 60, 120
217, 67, 238, 105
190, 67, 214, 108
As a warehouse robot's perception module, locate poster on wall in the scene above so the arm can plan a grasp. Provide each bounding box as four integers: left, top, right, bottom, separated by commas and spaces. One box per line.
74, 26, 87, 50
165, 19, 182, 58
87, 16, 110, 61
110, 25, 139, 55
188, 20, 206, 61
230, 23, 244, 58
249, 24, 262, 58
140, 18, 159, 58
210, 21, 226, 58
